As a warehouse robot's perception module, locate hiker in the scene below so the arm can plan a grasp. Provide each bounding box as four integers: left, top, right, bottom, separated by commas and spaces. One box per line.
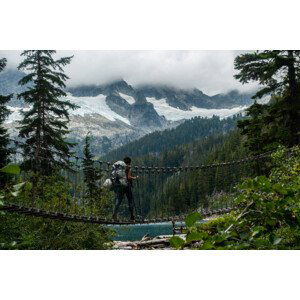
112, 157, 138, 221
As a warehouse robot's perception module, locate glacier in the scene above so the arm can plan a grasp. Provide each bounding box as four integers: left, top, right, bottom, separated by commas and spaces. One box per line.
119, 92, 135, 105
66, 93, 131, 125
146, 97, 247, 121
6, 93, 132, 127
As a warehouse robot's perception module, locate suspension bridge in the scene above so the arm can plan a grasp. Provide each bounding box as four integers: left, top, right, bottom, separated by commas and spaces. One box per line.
1, 139, 273, 226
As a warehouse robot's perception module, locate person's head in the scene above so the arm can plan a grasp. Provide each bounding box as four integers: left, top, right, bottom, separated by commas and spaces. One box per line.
123, 157, 132, 165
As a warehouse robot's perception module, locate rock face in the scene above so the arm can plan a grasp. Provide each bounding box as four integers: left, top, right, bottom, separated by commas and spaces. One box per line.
1, 70, 254, 156
136, 84, 254, 109
129, 102, 166, 129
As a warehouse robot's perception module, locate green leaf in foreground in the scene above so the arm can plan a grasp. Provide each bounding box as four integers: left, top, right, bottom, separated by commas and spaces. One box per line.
11, 191, 20, 197
0, 164, 20, 175
186, 232, 204, 243
25, 182, 32, 191
185, 212, 202, 228
169, 236, 185, 249
273, 238, 282, 245
13, 182, 26, 191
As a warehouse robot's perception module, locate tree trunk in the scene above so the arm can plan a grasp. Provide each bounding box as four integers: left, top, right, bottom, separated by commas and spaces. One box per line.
35, 50, 42, 175
286, 51, 300, 146
287, 50, 297, 101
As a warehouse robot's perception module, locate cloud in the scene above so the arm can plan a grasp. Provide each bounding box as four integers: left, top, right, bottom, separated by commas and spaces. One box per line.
0, 50, 258, 95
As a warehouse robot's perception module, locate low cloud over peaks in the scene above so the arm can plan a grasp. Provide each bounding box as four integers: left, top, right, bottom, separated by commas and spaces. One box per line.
0, 50, 258, 95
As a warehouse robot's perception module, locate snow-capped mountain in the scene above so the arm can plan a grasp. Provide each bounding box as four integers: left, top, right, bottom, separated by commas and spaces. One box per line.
1, 70, 254, 156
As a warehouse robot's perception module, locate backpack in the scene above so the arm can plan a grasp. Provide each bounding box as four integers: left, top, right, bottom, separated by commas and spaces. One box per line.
103, 161, 128, 190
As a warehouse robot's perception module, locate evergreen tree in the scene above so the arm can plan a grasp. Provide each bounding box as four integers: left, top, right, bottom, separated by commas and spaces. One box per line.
17, 51, 78, 175
83, 134, 98, 200
0, 58, 13, 186
237, 102, 269, 153
234, 50, 300, 148
235, 50, 300, 100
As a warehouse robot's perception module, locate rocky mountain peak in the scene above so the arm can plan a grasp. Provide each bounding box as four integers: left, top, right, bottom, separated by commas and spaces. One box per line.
1, 70, 255, 156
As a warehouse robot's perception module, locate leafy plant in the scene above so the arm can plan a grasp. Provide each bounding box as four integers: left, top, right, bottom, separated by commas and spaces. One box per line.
0, 164, 20, 175
170, 146, 300, 250
0, 164, 113, 250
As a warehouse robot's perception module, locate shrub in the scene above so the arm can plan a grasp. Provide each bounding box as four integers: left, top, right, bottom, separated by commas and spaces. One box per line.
170, 146, 300, 249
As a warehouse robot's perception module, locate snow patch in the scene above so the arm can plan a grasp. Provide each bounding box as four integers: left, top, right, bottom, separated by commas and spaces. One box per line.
5, 94, 132, 126
6, 106, 30, 124
119, 92, 135, 105
146, 97, 247, 121
65, 93, 131, 125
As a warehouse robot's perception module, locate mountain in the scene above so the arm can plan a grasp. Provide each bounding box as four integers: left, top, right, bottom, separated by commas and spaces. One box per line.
0, 69, 28, 107
1, 69, 254, 156
136, 85, 253, 109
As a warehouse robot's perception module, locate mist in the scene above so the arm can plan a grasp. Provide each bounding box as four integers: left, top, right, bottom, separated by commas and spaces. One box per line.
0, 50, 258, 95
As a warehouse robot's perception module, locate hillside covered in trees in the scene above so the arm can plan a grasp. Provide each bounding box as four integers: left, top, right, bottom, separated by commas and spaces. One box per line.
104, 114, 242, 161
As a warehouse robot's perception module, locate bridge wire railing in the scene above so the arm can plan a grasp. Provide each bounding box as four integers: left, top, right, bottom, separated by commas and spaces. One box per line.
1, 139, 274, 225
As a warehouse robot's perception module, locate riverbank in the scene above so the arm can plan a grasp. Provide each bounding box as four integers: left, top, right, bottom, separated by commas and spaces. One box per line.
112, 234, 185, 250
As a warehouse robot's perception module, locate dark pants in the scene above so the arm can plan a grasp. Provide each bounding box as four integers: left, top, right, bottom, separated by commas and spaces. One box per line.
113, 186, 134, 219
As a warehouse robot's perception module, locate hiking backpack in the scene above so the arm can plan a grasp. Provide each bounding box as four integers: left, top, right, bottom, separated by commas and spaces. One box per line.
103, 161, 128, 189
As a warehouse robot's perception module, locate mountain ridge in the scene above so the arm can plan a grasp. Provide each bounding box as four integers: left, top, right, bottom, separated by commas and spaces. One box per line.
1, 69, 253, 156
68, 79, 254, 109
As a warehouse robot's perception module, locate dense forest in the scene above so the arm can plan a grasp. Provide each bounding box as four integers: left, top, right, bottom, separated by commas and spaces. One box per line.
0, 50, 299, 249
104, 114, 242, 161
113, 129, 250, 218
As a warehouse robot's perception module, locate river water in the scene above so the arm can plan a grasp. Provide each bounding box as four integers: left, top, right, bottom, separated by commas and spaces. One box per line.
109, 222, 184, 241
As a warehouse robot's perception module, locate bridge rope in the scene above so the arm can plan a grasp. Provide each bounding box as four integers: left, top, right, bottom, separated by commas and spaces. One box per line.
0, 203, 234, 225
3, 138, 277, 226
10, 137, 273, 171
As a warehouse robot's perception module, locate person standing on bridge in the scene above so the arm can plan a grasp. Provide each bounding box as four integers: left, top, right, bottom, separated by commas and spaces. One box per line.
112, 157, 138, 221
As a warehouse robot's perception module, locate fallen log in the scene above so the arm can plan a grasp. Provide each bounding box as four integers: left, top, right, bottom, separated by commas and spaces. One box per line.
137, 237, 170, 248
113, 238, 169, 249
113, 234, 186, 250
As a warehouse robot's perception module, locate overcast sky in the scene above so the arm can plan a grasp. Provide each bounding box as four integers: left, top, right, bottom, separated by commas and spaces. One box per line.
0, 50, 257, 95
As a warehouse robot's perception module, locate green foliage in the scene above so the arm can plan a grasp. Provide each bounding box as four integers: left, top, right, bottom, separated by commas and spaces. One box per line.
234, 50, 300, 99
0, 214, 112, 250
83, 134, 101, 200
17, 50, 78, 175
185, 212, 202, 228
111, 129, 251, 218
105, 115, 241, 161
0, 164, 113, 249
238, 96, 300, 153
169, 235, 185, 249
170, 146, 300, 249
0, 164, 21, 175
0, 57, 13, 187
235, 50, 300, 150
82, 135, 114, 215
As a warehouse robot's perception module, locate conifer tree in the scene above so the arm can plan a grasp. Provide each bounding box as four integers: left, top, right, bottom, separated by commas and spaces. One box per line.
17, 51, 78, 175
234, 50, 300, 148
0, 58, 13, 186
83, 134, 98, 200
235, 50, 300, 100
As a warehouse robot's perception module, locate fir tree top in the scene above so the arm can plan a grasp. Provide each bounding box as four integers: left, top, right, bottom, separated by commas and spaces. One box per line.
234, 50, 300, 99
17, 50, 78, 174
